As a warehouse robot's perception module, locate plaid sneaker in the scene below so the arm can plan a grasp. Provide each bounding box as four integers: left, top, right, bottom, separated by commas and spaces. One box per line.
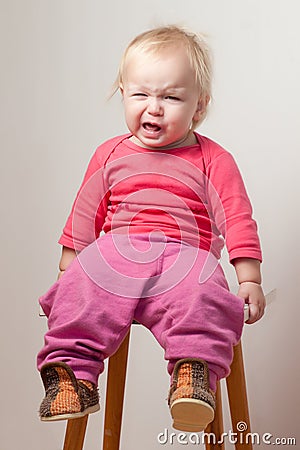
39, 362, 100, 421
168, 358, 215, 432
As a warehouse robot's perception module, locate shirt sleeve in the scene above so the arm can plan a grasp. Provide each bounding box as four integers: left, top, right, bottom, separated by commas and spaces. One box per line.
58, 148, 110, 251
205, 149, 262, 263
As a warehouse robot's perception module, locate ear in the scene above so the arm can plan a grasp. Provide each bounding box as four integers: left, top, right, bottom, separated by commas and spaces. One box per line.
193, 101, 203, 122
193, 95, 210, 122
119, 82, 124, 95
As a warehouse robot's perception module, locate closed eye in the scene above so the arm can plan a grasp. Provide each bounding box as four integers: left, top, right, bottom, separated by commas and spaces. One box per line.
132, 93, 148, 97
165, 95, 181, 101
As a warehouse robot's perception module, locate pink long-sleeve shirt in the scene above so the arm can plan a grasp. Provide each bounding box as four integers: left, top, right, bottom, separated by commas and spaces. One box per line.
59, 132, 262, 263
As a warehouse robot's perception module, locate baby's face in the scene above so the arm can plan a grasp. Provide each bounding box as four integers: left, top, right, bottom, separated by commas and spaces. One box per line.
120, 45, 202, 149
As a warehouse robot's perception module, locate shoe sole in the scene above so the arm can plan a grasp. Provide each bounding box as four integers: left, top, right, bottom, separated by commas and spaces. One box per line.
40, 403, 100, 422
171, 398, 214, 432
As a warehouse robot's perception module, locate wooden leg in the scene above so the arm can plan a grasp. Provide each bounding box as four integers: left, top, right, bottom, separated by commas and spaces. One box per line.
226, 341, 253, 450
102, 330, 131, 450
204, 381, 225, 450
63, 416, 89, 450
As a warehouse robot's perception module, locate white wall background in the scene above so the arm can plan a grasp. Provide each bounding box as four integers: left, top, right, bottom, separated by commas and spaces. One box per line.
1, 1, 299, 449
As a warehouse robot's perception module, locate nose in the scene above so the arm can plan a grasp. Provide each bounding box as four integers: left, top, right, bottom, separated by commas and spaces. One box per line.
147, 97, 163, 116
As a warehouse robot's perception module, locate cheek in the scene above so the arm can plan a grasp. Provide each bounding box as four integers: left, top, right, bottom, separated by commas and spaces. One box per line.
124, 101, 142, 119
171, 106, 196, 126
123, 105, 143, 132
123, 104, 135, 122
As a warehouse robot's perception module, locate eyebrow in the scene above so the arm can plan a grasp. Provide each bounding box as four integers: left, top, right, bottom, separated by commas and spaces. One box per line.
125, 83, 187, 94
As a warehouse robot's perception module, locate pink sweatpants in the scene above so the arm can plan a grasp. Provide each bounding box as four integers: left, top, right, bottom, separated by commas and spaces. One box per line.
37, 233, 244, 391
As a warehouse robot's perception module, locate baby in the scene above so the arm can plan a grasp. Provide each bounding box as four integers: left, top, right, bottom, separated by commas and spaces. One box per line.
37, 25, 265, 432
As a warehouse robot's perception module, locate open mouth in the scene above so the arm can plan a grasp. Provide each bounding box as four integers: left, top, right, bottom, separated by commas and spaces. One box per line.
142, 122, 161, 132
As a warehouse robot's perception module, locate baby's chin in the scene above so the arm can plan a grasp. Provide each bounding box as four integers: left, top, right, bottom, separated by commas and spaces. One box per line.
129, 131, 195, 150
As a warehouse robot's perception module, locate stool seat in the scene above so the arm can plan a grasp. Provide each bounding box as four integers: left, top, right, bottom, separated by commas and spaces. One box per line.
63, 331, 252, 450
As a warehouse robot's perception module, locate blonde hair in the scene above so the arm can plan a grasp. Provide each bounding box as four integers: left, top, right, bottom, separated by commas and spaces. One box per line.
113, 25, 213, 128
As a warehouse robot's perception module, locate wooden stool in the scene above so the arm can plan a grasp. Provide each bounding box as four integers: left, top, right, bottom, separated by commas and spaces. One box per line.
63, 331, 252, 450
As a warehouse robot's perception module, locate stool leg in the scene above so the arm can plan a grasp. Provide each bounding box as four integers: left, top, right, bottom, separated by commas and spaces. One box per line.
204, 381, 225, 450
226, 341, 253, 450
63, 416, 89, 450
103, 330, 131, 450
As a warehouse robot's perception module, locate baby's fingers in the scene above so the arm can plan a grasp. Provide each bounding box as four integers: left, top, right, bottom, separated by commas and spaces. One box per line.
247, 300, 265, 324
238, 282, 266, 324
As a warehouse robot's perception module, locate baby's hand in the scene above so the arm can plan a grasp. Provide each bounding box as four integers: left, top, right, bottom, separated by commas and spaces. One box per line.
237, 281, 266, 324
